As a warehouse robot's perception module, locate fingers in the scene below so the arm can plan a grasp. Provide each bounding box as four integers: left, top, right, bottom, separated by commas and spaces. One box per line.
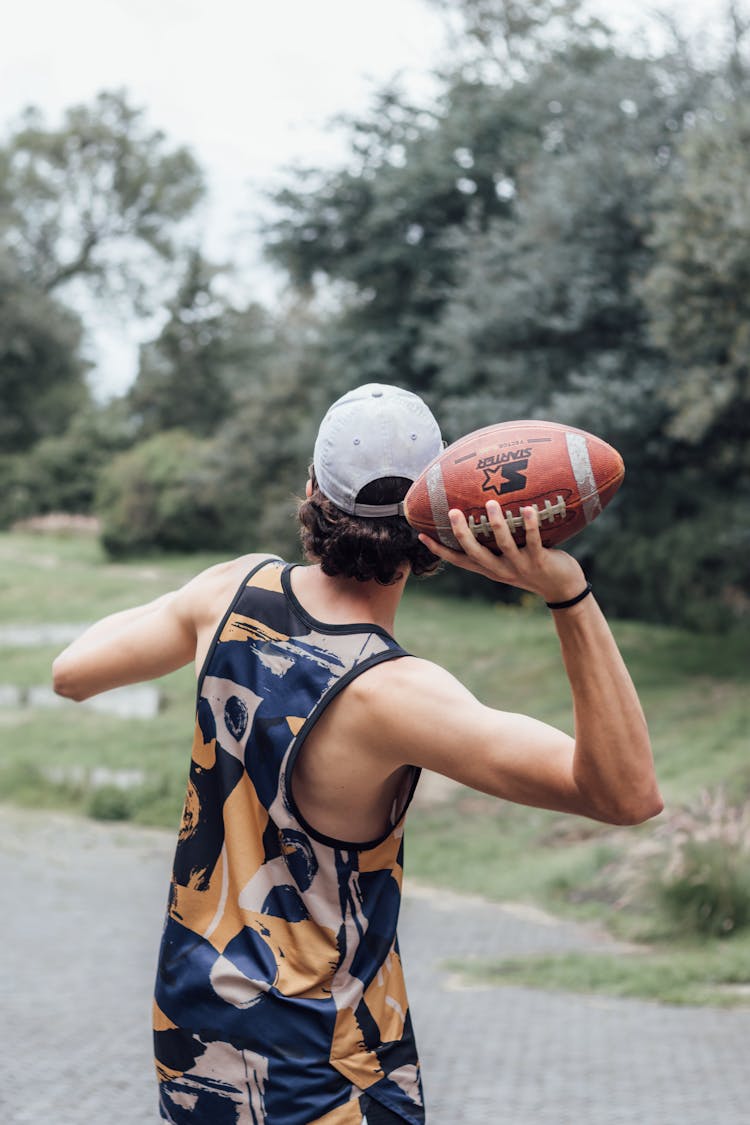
419, 502, 545, 575
417, 528, 487, 575
419, 501, 581, 597
484, 499, 519, 554
521, 504, 544, 554
419, 502, 532, 562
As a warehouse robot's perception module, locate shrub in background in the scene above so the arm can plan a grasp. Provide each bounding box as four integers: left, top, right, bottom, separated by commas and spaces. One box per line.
659, 837, 750, 938
88, 785, 133, 822
0, 401, 136, 528
592, 789, 750, 940
96, 429, 223, 556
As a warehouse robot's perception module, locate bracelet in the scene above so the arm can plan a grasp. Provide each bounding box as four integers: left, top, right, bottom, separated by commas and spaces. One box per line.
546, 582, 593, 610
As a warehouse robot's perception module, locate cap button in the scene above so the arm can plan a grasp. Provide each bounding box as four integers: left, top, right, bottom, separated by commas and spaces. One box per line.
372, 389, 383, 397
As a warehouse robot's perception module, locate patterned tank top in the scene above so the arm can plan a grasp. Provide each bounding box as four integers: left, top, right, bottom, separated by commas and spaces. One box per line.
153, 558, 424, 1125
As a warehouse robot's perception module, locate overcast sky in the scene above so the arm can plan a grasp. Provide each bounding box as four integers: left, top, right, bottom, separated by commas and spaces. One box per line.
1, 0, 733, 395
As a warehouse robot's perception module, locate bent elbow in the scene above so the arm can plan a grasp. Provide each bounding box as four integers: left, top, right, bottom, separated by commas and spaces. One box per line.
52, 657, 88, 702
603, 789, 664, 827
635, 790, 665, 824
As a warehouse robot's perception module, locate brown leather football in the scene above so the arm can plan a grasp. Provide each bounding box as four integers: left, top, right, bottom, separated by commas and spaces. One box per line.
403, 419, 624, 551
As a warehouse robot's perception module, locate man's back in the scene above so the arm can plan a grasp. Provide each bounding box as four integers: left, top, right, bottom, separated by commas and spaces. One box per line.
191, 554, 418, 845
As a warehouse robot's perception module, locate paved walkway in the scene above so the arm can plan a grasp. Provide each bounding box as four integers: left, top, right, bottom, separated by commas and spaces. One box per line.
1, 807, 748, 1124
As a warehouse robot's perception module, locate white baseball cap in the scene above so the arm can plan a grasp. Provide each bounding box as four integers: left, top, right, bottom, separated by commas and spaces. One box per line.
313, 383, 443, 517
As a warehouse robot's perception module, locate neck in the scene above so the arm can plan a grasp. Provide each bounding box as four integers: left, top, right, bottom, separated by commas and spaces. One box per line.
291, 563, 408, 635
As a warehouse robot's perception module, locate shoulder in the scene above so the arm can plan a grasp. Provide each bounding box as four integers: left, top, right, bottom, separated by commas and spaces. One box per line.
347, 654, 480, 751
174, 553, 280, 623
354, 654, 474, 703
341, 651, 526, 782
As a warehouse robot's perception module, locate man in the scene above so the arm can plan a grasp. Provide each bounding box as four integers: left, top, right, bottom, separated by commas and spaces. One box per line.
53, 384, 662, 1125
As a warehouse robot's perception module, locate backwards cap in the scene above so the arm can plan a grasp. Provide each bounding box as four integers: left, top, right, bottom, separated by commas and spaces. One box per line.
313, 383, 443, 517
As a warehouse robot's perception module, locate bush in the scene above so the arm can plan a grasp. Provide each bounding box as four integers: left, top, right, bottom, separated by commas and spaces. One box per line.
0, 401, 137, 528
597, 789, 750, 940
96, 429, 223, 556
659, 838, 750, 938
87, 785, 133, 822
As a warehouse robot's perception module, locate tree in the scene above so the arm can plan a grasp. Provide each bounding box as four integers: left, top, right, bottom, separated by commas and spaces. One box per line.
128, 252, 277, 438
425, 0, 610, 76
0, 89, 208, 529
201, 305, 334, 560
634, 101, 750, 625
0, 249, 88, 453
1, 89, 205, 311
419, 43, 705, 424
98, 298, 330, 560
0, 399, 136, 526
643, 103, 750, 445
264, 74, 537, 392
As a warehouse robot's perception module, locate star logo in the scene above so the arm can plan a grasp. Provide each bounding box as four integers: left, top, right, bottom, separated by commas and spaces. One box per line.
481, 460, 529, 496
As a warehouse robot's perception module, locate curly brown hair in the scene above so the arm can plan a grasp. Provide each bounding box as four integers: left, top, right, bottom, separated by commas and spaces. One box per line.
298, 470, 440, 585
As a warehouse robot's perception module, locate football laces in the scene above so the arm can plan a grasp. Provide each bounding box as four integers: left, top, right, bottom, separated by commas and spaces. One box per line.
468, 495, 567, 538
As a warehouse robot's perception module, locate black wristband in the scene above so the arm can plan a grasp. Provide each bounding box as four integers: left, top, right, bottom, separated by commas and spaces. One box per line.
546, 582, 593, 610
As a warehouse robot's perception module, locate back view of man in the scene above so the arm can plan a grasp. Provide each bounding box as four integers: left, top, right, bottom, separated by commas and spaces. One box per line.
53, 384, 662, 1125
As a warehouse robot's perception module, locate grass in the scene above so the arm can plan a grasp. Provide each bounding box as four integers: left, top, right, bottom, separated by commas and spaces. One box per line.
0, 531, 210, 828
2, 529, 750, 1006
400, 789, 616, 906
0, 531, 223, 623
447, 932, 750, 1007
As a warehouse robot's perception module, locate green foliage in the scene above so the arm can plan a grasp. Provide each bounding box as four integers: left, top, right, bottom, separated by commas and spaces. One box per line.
634, 103, 750, 623
575, 789, 750, 940
644, 105, 750, 423
2, 89, 204, 307
198, 308, 335, 560
87, 785, 133, 822
0, 400, 136, 527
658, 839, 750, 938
265, 75, 530, 391
593, 505, 750, 631
128, 252, 277, 439
0, 252, 89, 454
0, 88, 205, 483
96, 429, 221, 556
648, 791, 750, 939
426, 0, 607, 66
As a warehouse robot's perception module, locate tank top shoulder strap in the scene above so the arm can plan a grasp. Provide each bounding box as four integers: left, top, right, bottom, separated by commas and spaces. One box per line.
242, 554, 286, 592
196, 555, 283, 692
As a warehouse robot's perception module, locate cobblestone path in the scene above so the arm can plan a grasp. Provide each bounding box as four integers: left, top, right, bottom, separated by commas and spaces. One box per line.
2, 808, 748, 1124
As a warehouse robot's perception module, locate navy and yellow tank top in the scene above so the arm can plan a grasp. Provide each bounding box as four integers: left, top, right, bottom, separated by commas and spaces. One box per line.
154, 558, 424, 1125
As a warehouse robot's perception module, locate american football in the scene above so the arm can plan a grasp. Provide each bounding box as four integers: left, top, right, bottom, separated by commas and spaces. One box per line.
403, 419, 624, 551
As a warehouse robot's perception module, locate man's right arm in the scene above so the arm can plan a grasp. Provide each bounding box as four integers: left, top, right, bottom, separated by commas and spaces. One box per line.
355, 503, 662, 826
360, 634, 660, 826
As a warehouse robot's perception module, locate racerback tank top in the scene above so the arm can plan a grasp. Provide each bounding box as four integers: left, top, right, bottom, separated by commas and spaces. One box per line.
153, 558, 424, 1125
